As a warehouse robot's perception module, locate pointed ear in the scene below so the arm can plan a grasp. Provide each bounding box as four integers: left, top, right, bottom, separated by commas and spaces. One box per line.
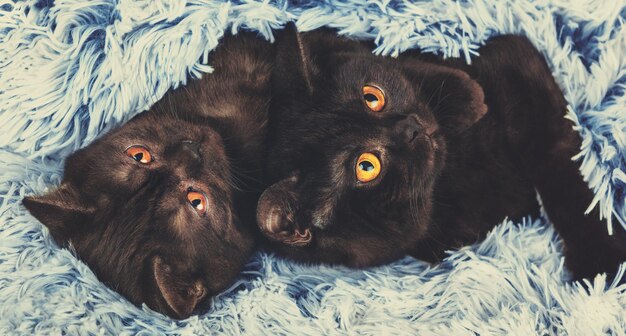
153, 256, 207, 319
257, 175, 312, 247
404, 60, 488, 134
273, 22, 315, 97
22, 182, 93, 242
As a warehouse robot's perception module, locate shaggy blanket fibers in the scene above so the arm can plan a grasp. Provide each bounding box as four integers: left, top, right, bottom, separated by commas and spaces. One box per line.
1, 0, 625, 334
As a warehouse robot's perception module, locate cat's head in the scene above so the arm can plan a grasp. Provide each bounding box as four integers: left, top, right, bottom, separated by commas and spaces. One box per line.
23, 111, 255, 319
257, 25, 487, 266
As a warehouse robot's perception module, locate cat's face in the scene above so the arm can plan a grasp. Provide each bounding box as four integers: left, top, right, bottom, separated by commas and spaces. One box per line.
23, 112, 255, 319
257, 27, 486, 266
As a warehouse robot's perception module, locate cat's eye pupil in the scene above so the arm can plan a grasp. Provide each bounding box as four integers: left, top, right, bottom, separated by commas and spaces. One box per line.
191, 198, 201, 208
356, 152, 381, 183
364, 93, 378, 103
187, 191, 207, 214
362, 85, 385, 112
359, 161, 375, 172
125, 145, 152, 164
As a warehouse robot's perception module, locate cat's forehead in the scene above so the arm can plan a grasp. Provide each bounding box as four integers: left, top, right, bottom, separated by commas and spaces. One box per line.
104, 115, 221, 147
321, 55, 418, 111
332, 55, 412, 89
119, 117, 194, 139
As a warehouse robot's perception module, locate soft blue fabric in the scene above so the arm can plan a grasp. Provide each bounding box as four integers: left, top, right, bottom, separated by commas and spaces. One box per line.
1, 0, 625, 334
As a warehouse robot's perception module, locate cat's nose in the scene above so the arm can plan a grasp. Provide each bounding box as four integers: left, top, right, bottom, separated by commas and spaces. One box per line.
181, 140, 201, 158
395, 115, 423, 144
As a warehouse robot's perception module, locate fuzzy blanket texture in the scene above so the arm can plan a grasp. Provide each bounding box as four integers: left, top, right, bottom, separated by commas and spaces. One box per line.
1, 0, 625, 335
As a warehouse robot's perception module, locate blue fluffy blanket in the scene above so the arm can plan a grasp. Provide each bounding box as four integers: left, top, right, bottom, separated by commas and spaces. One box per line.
1, 0, 625, 334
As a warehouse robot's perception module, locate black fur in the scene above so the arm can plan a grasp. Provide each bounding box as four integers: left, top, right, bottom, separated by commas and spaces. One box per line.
257, 25, 626, 280
23, 32, 274, 319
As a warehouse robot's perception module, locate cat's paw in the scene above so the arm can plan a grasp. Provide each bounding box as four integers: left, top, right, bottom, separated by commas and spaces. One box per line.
257, 174, 312, 247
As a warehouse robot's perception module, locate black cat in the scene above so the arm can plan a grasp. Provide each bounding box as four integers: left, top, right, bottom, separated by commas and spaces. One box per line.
257, 24, 626, 280
23, 32, 273, 319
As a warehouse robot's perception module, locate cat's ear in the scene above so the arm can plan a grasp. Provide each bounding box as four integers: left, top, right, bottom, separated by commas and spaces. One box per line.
273, 22, 315, 97
22, 182, 93, 241
152, 256, 207, 319
404, 61, 488, 134
257, 175, 312, 247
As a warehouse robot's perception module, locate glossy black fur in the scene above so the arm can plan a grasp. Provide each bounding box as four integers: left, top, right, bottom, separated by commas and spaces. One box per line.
257, 25, 626, 280
23, 32, 273, 318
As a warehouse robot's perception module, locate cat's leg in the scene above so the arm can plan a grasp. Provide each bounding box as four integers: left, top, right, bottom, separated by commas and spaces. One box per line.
473, 35, 626, 280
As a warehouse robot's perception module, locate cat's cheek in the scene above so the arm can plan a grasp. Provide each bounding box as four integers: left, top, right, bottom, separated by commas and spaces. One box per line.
210, 205, 235, 237
198, 128, 228, 161
169, 209, 193, 238
425, 147, 437, 170
434, 139, 447, 172
423, 136, 445, 171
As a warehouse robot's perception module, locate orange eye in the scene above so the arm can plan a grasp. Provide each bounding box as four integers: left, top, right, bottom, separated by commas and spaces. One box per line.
187, 191, 207, 215
126, 145, 152, 164
356, 153, 381, 183
362, 85, 385, 112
